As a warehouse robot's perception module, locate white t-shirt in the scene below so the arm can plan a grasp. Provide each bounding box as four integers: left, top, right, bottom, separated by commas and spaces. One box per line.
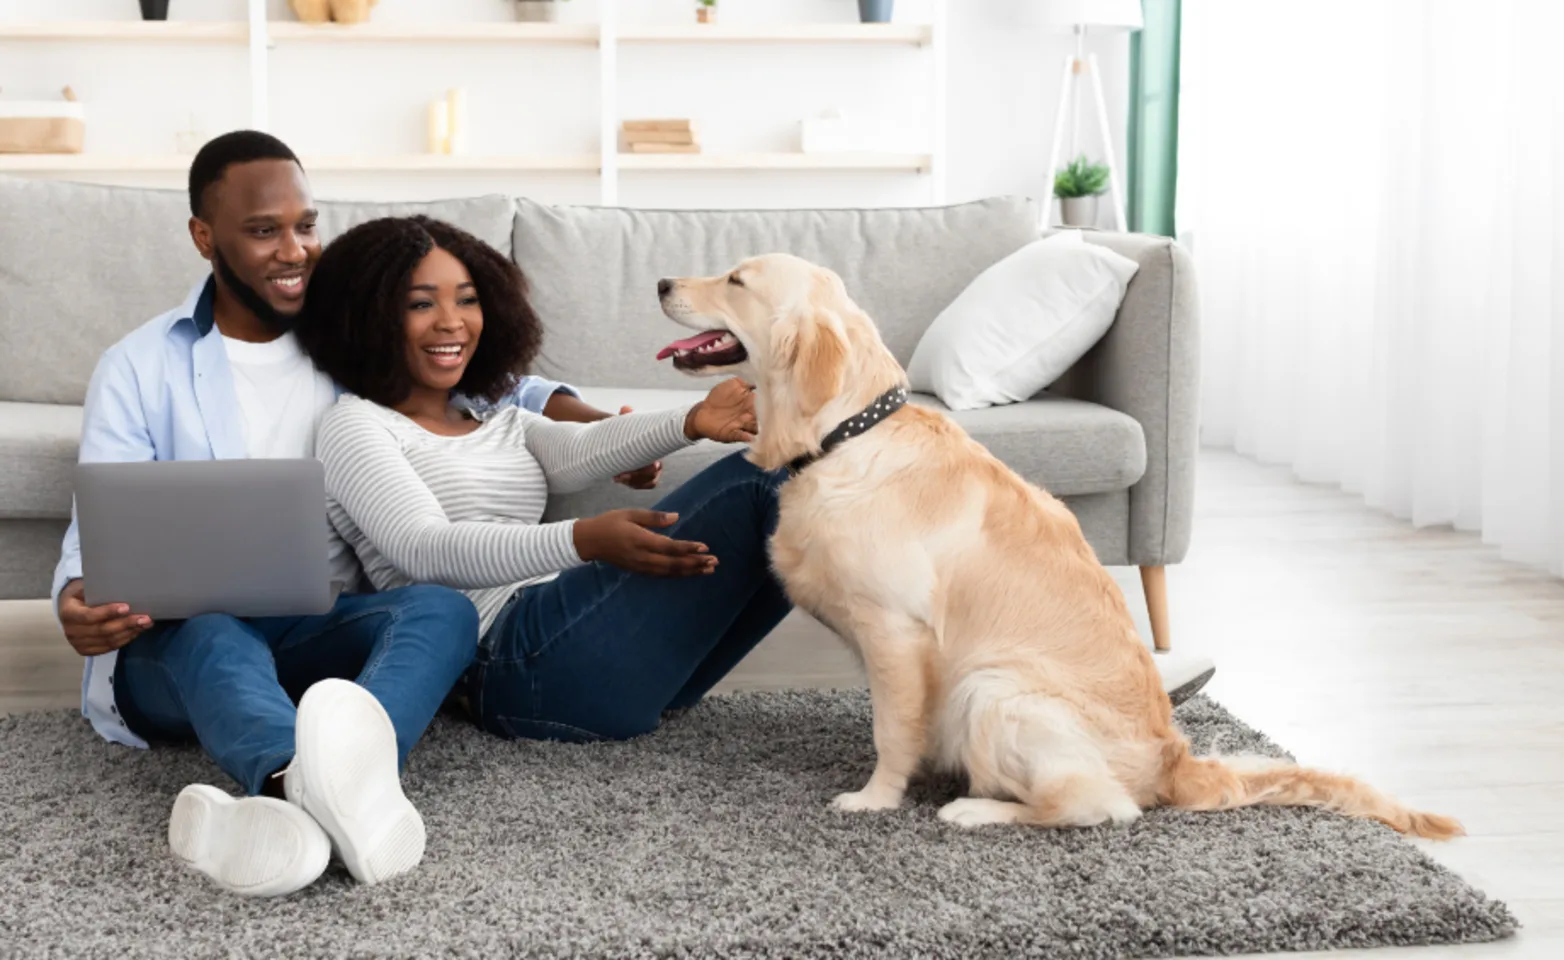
220, 331, 337, 459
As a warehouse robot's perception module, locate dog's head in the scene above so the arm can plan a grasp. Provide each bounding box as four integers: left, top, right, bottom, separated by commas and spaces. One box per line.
657, 253, 903, 470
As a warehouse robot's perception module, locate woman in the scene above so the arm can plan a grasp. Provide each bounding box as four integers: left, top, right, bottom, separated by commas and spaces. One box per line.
295, 216, 792, 742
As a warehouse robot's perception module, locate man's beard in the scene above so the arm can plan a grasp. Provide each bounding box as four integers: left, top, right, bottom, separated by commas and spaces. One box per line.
213, 247, 297, 333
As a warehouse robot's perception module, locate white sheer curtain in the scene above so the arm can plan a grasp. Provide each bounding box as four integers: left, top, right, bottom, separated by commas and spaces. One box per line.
1178, 0, 1564, 575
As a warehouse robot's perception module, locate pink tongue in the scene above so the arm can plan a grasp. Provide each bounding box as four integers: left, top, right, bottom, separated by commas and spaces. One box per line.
656, 330, 726, 361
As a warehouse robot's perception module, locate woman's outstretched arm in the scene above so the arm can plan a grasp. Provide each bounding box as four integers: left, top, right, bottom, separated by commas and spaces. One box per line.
318, 402, 585, 589
518, 406, 697, 495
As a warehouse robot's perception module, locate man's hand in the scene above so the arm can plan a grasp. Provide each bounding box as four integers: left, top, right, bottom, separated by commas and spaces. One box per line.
685, 379, 758, 444
612, 406, 663, 489
573, 510, 717, 577
57, 579, 152, 657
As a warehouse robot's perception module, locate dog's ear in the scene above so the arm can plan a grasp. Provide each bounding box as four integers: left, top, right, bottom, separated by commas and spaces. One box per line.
747, 304, 849, 472
784, 306, 848, 419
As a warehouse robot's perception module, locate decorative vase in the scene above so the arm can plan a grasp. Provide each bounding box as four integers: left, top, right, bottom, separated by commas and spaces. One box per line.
857, 0, 894, 22
1059, 195, 1099, 228
696, 5, 716, 24
139, 0, 170, 19
514, 0, 558, 23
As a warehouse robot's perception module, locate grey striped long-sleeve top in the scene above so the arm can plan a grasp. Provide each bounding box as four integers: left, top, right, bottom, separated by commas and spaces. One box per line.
316, 395, 696, 635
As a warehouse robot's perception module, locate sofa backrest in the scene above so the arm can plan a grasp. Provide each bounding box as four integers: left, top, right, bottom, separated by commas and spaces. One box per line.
0, 175, 1045, 403
512, 197, 1041, 390
0, 175, 516, 405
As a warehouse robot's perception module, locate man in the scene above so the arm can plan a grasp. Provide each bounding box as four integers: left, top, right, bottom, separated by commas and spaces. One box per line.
53, 130, 633, 898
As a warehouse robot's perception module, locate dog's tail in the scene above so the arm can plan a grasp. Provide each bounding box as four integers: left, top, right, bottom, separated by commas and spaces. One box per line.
1156, 743, 1464, 840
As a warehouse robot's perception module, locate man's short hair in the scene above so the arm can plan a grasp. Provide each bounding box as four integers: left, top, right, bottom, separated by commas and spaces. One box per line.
187, 130, 302, 219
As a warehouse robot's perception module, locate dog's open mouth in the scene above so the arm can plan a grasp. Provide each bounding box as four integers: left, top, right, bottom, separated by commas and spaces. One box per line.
656, 330, 748, 371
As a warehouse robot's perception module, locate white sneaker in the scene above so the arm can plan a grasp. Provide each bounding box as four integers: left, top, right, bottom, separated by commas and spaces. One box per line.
1153, 652, 1216, 706
283, 678, 425, 885
168, 784, 329, 897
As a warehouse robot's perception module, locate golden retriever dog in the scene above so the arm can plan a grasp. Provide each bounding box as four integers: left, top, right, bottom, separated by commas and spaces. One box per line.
655, 253, 1461, 839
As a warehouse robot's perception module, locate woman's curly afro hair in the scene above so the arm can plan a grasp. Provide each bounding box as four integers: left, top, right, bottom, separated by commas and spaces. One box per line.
296, 215, 543, 407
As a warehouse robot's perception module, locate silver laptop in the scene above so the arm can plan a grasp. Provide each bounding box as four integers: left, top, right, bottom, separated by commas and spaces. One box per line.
75, 459, 342, 620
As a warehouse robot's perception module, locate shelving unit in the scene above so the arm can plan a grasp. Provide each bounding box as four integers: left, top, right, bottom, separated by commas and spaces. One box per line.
0, 0, 948, 205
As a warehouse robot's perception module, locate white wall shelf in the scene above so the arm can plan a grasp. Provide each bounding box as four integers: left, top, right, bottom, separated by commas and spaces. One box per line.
617, 23, 932, 46
0, 154, 599, 173
0, 20, 932, 47
0, 152, 927, 174
0, 21, 248, 42
618, 152, 931, 172
0, 0, 949, 204
265, 21, 599, 44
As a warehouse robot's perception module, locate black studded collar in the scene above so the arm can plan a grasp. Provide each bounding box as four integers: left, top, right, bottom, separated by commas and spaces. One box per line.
786, 385, 909, 476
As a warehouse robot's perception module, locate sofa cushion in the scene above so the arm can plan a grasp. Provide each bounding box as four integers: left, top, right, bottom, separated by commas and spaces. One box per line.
0, 401, 80, 520
907, 230, 1141, 410
541, 387, 1145, 524
0, 519, 70, 600
513, 197, 1042, 391
0, 176, 516, 406
2, 384, 1144, 522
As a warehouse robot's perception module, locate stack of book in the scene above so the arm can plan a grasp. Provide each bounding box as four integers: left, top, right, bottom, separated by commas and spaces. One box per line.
620, 119, 700, 154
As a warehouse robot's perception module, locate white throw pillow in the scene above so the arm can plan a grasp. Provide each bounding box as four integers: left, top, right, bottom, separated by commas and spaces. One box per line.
906, 230, 1140, 410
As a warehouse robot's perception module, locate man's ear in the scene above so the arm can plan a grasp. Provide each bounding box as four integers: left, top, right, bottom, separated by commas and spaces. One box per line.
188, 216, 215, 263
788, 307, 848, 419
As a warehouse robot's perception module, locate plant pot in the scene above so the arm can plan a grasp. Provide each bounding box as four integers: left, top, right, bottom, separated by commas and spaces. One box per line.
696, 6, 716, 23
857, 0, 894, 22
1059, 195, 1099, 228
139, 0, 170, 20
514, 0, 558, 23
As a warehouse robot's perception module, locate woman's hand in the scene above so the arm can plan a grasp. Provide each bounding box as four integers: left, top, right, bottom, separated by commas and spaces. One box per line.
573, 510, 717, 577
684, 378, 758, 444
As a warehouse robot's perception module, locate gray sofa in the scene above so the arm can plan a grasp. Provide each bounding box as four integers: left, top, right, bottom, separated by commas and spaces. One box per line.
0, 176, 1198, 646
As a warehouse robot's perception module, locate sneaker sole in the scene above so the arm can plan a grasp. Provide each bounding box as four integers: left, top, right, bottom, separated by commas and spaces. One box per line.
1167, 666, 1216, 708
295, 679, 425, 885
168, 784, 328, 897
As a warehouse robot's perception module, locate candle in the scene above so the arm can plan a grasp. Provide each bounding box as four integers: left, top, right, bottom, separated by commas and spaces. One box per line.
427, 99, 449, 155
446, 88, 468, 155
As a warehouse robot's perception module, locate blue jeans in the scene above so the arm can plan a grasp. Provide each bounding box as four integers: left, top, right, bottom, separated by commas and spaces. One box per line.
467, 451, 793, 742
114, 585, 479, 796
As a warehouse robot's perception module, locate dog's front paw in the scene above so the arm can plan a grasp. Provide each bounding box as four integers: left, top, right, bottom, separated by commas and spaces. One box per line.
831, 788, 903, 813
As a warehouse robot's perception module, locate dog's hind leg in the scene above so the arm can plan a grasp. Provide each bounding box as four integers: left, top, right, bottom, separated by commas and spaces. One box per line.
940, 675, 1141, 829
830, 610, 936, 813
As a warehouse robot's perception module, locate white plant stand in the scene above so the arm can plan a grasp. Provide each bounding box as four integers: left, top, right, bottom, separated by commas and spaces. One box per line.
1043, 25, 1126, 231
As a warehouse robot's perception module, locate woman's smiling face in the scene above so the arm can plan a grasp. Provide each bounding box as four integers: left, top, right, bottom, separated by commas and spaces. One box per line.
404, 245, 484, 393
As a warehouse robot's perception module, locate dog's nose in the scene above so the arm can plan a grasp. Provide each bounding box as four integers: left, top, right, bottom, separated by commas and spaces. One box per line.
657, 279, 673, 298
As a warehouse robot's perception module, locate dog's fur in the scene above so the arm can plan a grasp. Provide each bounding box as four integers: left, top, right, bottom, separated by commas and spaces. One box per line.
659, 254, 1462, 838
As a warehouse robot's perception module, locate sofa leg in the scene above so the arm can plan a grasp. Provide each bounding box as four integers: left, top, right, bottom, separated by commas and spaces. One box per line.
1140, 565, 1171, 652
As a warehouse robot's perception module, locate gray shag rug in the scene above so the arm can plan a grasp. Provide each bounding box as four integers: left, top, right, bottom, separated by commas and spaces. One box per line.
0, 691, 1514, 959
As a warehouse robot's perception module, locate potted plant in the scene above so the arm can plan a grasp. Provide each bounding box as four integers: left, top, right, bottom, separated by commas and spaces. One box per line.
1053, 155, 1110, 227
514, 0, 566, 23
696, 0, 717, 24
857, 0, 894, 22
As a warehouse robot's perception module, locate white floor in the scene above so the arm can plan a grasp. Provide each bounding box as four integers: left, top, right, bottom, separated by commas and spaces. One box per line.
3, 450, 1561, 957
